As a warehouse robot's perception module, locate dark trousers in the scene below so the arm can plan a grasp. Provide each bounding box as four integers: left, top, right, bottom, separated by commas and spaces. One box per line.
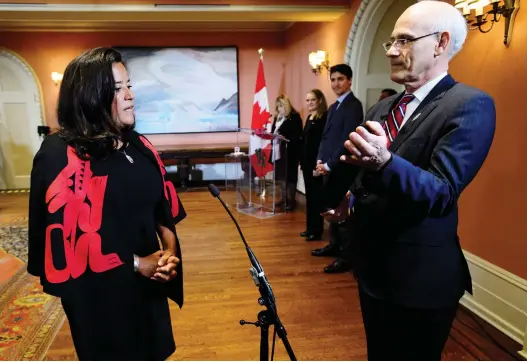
320, 173, 352, 262
279, 181, 297, 205
358, 285, 458, 361
328, 220, 352, 261
302, 168, 324, 235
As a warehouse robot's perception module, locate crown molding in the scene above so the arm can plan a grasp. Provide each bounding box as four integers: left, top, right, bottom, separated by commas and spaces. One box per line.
0, 0, 350, 4
0, 3, 348, 13
0, 4, 348, 31
0, 20, 293, 32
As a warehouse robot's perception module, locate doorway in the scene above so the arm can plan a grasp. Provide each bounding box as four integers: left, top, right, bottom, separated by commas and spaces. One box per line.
344, 0, 415, 112
0, 48, 44, 190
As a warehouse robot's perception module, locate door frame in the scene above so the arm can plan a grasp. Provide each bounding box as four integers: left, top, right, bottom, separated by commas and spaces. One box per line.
0, 47, 45, 190
343, 0, 402, 113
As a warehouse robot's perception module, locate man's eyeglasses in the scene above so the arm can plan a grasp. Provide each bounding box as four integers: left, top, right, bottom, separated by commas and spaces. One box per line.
383, 32, 440, 51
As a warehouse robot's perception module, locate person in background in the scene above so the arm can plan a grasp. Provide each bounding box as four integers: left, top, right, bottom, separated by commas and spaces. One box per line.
325, 1, 496, 359
312, 64, 364, 273
27, 47, 187, 361
379, 88, 398, 101
270, 95, 303, 211
299, 89, 328, 241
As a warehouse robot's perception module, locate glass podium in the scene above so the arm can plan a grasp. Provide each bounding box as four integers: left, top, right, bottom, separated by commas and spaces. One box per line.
224, 128, 289, 219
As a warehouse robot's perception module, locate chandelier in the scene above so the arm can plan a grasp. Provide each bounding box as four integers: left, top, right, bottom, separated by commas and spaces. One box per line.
455, 0, 520, 46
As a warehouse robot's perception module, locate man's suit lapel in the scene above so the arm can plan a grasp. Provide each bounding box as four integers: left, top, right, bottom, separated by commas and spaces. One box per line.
323, 91, 355, 136
322, 102, 337, 136
389, 74, 457, 153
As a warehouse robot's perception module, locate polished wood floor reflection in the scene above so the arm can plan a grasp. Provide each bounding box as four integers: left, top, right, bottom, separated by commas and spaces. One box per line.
0, 191, 522, 360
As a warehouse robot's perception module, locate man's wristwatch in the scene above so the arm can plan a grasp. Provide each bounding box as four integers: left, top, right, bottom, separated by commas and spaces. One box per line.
133, 254, 139, 272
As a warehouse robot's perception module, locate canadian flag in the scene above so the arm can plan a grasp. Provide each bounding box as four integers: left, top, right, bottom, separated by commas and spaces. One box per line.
249, 51, 274, 178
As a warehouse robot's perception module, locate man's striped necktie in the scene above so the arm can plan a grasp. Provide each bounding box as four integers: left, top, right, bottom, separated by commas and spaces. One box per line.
383, 94, 415, 147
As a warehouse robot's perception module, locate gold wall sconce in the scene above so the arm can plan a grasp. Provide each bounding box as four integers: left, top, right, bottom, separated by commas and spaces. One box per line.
455, 0, 520, 46
51, 71, 63, 85
308, 50, 330, 75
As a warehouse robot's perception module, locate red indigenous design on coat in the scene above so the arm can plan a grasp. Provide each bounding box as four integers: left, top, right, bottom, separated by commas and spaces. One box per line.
139, 135, 180, 218
44, 146, 123, 283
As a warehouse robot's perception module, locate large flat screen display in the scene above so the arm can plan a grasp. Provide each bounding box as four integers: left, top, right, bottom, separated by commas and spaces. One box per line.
115, 46, 240, 134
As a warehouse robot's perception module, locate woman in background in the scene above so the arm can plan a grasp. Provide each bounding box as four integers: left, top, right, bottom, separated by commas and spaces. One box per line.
270, 95, 303, 211
300, 89, 328, 241
27, 47, 186, 360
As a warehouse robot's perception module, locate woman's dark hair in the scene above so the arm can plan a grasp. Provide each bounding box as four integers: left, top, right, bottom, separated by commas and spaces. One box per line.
57, 47, 129, 160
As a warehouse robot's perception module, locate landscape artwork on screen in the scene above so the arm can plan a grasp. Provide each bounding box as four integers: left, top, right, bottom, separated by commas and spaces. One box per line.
116, 46, 240, 134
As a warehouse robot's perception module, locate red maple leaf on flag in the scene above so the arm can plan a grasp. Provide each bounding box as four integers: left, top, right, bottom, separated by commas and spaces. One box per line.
249, 52, 273, 178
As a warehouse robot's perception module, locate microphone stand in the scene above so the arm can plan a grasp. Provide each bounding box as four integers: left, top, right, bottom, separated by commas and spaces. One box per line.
209, 184, 297, 361
240, 249, 296, 361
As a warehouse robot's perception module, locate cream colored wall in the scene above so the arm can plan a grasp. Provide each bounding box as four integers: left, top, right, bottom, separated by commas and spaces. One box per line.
361, 0, 414, 111
368, 0, 411, 74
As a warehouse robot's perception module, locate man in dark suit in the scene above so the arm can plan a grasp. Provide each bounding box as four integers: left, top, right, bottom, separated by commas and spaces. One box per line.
312, 63, 363, 273
324, 1, 496, 359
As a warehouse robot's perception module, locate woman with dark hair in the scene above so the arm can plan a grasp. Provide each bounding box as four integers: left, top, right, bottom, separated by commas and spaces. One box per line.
27, 47, 186, 361
300, 89, 328, 241
270, 95, 303, 211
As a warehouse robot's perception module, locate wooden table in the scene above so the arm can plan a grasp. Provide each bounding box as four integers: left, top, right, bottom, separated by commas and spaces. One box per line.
157, 143, 249, 164
156, 142, 249, 187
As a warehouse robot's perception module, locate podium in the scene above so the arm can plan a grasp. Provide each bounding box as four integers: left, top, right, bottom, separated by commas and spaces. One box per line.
224, 128, 289, 219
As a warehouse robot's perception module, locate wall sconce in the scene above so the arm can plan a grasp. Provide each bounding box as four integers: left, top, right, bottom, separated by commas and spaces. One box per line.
455, 0, 520, 46
308, 50, 330, 75
51, 72, 63, 85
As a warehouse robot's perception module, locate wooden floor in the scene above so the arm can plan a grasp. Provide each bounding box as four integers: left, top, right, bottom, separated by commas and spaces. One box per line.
0, 190, 523, 361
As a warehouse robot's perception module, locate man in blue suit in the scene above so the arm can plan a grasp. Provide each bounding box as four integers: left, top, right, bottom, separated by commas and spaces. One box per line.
324, 1, 496, 359
311, 63, 363, 273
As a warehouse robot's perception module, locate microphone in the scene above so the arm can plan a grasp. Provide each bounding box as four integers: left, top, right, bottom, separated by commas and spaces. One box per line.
208, 183, 253, 251
208, 183, 220, 198
207, 183, 274, 302
208, 183, 296, 361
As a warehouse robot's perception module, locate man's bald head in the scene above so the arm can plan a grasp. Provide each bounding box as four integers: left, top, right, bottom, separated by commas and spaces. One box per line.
385, 0, 468, 91
397, 0, 468, 59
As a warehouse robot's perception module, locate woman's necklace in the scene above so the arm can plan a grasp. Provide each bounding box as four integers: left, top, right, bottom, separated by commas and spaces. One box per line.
117, 141, 134, 164
121, 148, 134, 164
